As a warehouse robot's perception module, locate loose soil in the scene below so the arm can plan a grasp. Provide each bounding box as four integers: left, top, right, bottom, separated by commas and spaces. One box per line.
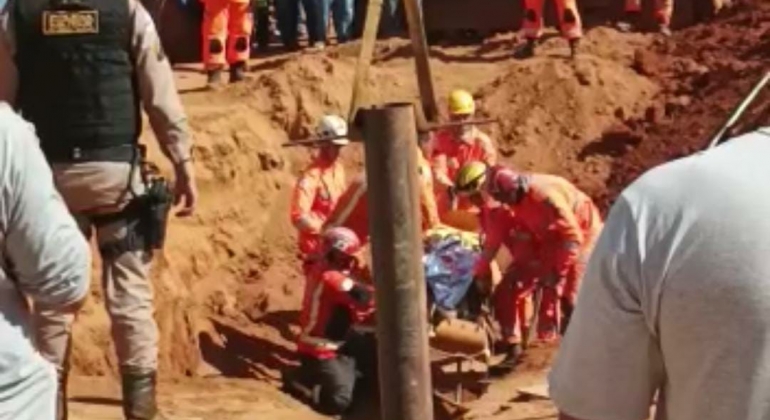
66, 2, 770, 418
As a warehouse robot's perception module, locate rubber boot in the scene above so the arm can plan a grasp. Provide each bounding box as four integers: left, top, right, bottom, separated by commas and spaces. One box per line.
56, 368, 69, 420
616, 11, 641, 32
229, 61, 247, 84
206, 68, 224, 89
569, 38, 580, 58
514, 39, 536, 59
121, 367, 164, 420
489, 343, 522, 377
659, 24, 672, 37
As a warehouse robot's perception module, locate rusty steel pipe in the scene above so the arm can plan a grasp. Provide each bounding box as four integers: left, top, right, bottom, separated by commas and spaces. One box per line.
361, 103, 434, 420
402, 0, 439, 122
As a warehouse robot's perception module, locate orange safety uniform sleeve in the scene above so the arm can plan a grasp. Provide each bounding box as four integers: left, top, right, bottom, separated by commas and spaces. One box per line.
417, 148, 441, 230
475, 130, 498, 167
291, 169, 325, 234
474, 207, 507, 278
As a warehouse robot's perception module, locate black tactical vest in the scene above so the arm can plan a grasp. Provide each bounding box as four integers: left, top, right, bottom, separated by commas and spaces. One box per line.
14, 0, 141, 162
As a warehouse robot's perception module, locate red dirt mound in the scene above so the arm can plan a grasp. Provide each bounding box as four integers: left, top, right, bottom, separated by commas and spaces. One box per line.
595, 0, 770, 209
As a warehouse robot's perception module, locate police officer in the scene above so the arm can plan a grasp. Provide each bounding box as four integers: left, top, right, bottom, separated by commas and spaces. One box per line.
0, 1, 198, 419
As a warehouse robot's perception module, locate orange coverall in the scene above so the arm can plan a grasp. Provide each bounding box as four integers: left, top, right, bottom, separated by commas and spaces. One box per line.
625, 0, 673, 26
476, 174, 602, 343
325, 147, 441, 240
431, 127, 497, 215
201, 0, 254, 70
290, 157, 347, 262
522, 0, 583, 40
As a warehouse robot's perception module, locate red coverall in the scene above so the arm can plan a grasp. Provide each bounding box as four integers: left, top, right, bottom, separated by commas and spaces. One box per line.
297, 263, 375, 359
201, 0, 254, 70
625, 0, 673, 27
522, 0, 583, 41
290, 157, 347, 267
431, 127, 497, 216
476, 174, 602, 343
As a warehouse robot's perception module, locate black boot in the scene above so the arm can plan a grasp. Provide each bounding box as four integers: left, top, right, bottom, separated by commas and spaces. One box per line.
229, 61, 247, 84
206, 68, 224, 89
514, 39, 536, 59
489, 343, 522, 377
121, 367, 163, 420
569, 38, 580, 58
56, 368, 69, 420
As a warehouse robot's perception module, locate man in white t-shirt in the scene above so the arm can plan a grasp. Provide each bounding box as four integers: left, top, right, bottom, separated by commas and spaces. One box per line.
549, 127, 770, 420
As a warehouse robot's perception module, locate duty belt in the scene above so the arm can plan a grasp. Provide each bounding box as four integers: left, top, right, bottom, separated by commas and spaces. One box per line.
44, 144, 138, 164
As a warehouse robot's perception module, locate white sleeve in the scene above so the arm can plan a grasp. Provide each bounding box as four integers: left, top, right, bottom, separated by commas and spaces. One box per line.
2, 109, 90, 307
548, 197, 664, 420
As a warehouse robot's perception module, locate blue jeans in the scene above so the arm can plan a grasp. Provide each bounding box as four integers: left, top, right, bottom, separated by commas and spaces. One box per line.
276, 0, 325, 45
319, 0, 354, 43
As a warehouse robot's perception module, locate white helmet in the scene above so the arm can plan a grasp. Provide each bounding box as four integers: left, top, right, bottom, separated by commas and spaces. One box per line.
316, 114, 349, 145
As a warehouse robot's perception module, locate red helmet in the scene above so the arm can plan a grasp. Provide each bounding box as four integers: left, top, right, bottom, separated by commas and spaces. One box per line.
322, 227, 362, 257
487, 167, 528, 204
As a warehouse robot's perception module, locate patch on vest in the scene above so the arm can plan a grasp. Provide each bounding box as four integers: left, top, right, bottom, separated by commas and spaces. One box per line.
42, 10, 99, 36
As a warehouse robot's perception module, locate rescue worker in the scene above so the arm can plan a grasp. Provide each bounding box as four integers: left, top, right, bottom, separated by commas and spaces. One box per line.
455, 162, 602, 373
283, 227, 376, 415
201, 0, 254, 86
290, 115, 349, 272
617, 0, 730, 35
517, 0, 582, 58
326, 139, 440, 241
0, 1, 198, 419
431, 89, 496, 229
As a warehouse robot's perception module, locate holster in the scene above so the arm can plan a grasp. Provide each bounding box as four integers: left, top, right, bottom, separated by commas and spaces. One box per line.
93, 178, 173, 260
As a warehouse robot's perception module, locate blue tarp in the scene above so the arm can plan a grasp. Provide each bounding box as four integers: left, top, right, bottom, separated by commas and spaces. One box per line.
424, 234, 481, 311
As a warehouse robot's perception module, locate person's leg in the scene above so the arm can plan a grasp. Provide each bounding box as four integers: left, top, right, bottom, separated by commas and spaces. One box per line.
306, 0, 329, 46
330, 0, 353, 43
555, 0, 582, 56
655, 0, 674, 35
32, 214, 91, 420
95, 213, 159, 420
275, 0, 301, 49
201, 0, 229, 84
254, 0, 272, 51
227, 1, 254, 82
517, 0, 543, 58
316, 355, 357, 415
538, 285, 560, 342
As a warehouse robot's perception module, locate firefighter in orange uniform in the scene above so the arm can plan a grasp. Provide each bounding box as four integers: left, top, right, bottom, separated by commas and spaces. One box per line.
202, 0, 254, 86
431, 89, 496, 230
290, 115, 349, 272
455, 162, 602, 373
517, 0, 582, 58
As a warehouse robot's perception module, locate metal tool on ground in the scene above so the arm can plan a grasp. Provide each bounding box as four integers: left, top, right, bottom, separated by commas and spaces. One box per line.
361, 103, 434, 420
708, 71, 770, 149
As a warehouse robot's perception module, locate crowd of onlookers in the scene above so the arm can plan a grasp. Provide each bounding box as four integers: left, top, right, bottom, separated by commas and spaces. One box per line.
250, 0, 406, 52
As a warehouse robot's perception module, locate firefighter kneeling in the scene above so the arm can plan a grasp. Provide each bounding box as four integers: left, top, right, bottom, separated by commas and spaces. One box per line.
283, 227, 377, 416
454, 162, 603, 374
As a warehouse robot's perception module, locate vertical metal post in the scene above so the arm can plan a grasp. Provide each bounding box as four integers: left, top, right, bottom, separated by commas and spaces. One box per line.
362, 103, 434, 420
401, 0, 439, 122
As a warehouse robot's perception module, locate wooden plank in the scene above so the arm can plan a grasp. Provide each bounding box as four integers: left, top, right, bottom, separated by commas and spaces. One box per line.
347, 0, 385, 122
402, 0, 439, 122
517, 383, 550, 400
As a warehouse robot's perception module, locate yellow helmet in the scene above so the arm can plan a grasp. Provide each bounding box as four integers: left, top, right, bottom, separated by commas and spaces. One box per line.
448, 89, 475, 116
455, 161, 488, 195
